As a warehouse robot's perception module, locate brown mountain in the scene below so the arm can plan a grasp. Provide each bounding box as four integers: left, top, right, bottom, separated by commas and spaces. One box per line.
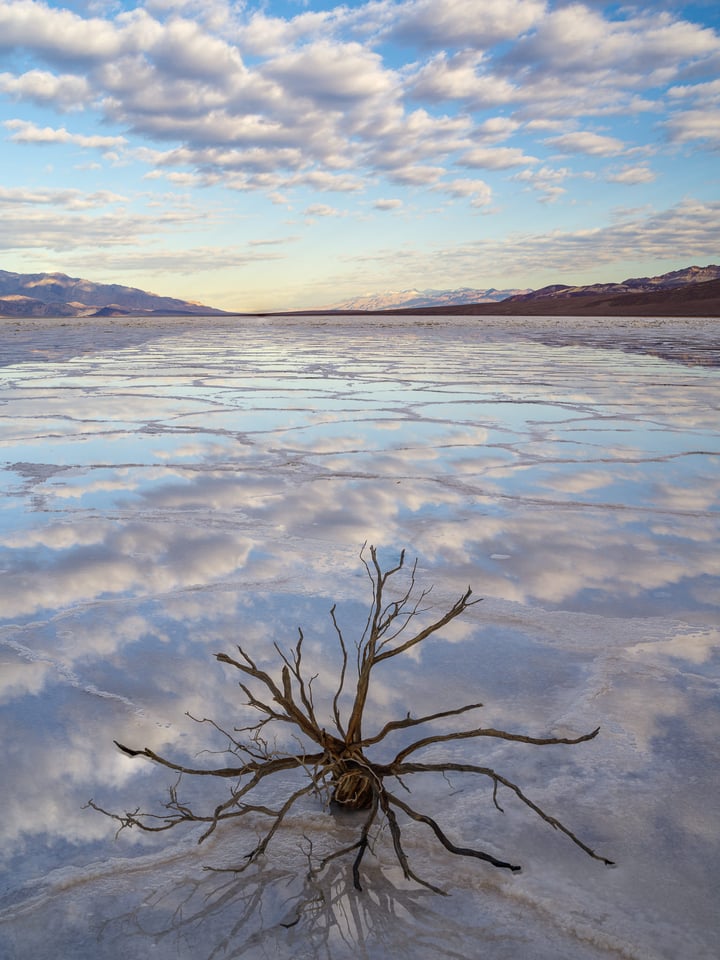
376, 266, 720, 318
0, 270, 226, 318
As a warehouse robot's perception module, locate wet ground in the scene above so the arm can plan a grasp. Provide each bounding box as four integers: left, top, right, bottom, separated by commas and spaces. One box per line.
1, 314, 718, 959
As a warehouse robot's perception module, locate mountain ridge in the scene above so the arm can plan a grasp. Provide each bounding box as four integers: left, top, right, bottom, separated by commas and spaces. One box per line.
320, 286, 531, 311
1, 264, 719, 319
504, 263, 720, 305
0, 270, 226, 318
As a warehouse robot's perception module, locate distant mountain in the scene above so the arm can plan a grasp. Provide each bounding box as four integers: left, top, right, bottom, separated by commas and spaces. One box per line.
321, 286, 531, 311
355, 265, 720, 318
504, 264, 720, 305
0, 270, 226, 318
378, 266, 720, 317
319, 265, 720, 314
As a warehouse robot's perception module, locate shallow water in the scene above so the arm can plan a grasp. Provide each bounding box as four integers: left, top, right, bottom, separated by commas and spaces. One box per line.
0, 315, 718, 959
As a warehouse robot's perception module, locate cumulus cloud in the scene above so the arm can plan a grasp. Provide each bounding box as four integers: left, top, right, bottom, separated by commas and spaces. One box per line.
0, 185, 127, 208
546, 131, 626, 157
4, 118, 126, 149
0, 69, 91, 110
373, 198, 403, 210
668, 78, 720, 104
605, 165, 656, 185
264, 40, 397, 105
408, 51, 518, 106
0, 1, 161, 63
512, 164, 573, 202
664, 108, 720, 148
303, 203, 340, 217
512, 4, 720, 78
441, 177, 493, 207
461, 145, 538, 169
387, 0, 546, 48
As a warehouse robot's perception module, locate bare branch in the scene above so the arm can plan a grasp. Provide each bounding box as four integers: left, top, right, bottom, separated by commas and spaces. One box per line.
377, 787, 446, 895
386, 791, 522, 873
92, 544, 614, 895
393, 725, 601, 764
329, 603, 348, 739
374, 586, 480, 664
393, 761, 614, 866
361, 702, 484, 749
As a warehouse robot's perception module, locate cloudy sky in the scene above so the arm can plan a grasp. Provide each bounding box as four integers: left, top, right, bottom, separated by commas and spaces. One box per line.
1, 0, 719, 310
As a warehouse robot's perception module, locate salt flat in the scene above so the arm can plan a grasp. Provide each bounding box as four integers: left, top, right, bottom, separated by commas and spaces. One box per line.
0, 314, 718, 959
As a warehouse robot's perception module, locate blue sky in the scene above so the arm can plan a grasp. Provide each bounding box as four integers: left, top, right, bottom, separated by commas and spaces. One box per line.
0, 0, 718, 310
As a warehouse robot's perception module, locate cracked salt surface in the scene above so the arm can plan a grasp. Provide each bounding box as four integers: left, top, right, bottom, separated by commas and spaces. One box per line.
0, 314, 718, 959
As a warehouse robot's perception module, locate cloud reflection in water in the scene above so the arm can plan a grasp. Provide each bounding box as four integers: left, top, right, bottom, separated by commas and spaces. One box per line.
0, 316, 718, 959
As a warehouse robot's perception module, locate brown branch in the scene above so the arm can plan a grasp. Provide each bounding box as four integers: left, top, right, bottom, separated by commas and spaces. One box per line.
216, 650, 322, 746
386, 791, 522, 872
329, 603, 348, 739
373, 586, 479, 664
393, 761, 614, 865
377, 787, 446, 895
393, 725, 601, 764
113, 740, 324, 779
360, 702, 485, 749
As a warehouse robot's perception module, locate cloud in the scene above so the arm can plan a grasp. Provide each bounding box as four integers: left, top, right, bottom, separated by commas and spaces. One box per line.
373, 198, 403, 210
663, 108, 720, 148
0, 0, 718, 298
60, 245, 286, 274
483, 198, 720, 272
146, 14, 244, 81
408, 51, 518, 106
0, 1, 161, 63
0, 202, 203, 253
239, 7, 339, 57
0, 69, 91, 110
303, 203, 339, 217
0, 185, 127, 208
4, 118, 126, 149
264, 39, 397, 105
343, 197, 720, 282
475, 116, 522, 142
512, 5, 720, 78
384, 163, 446, 185
441, 178, 493, 207
387, 0, 546, 49
605, 165, 656, 185
512, 164, 573, 202
546, 131, 626, 157
668, 78, 720, 105
461, 146, 538, 169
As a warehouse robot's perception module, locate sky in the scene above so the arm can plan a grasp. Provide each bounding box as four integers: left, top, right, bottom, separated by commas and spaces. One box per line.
0, 0, 719, 311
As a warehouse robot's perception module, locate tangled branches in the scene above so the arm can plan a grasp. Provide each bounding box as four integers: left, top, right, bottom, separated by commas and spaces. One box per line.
89, 545, 613, 893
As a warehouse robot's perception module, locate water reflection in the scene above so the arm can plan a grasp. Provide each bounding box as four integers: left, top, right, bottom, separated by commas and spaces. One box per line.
95, 858, 518, 960
1, 316, 719, 959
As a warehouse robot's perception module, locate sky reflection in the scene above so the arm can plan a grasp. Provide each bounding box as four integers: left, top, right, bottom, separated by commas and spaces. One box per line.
1, 316, 719, 959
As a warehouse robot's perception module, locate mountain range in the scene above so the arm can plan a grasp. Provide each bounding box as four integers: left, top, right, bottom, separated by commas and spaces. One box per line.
0, 264, 719, 319
321, 286, 531, 311
328, 265, 720, 315
0, 270, 226, 318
